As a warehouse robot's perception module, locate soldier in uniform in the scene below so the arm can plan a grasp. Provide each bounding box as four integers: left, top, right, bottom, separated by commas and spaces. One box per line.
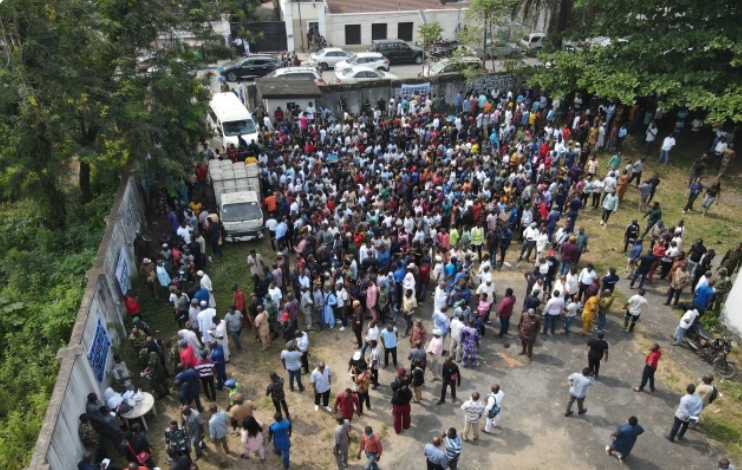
713, 268, 733, 312
142, 349, 170, 399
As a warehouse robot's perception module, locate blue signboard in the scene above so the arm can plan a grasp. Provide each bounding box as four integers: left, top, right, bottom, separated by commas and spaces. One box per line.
87, 317, 111, 383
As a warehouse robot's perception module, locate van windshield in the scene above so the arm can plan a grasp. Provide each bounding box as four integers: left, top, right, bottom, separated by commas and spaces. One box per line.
223, 119, 256, 136
222, 201, 262, 223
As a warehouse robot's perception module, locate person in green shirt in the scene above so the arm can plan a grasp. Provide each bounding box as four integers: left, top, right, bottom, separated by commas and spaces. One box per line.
450, 227, 460, 247
640, 202, 662, 238
606, 153, 622, 171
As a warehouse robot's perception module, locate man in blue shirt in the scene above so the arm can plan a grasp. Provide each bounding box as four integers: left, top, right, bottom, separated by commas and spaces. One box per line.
693, 281, 715, 310
269, 412, 292, 469
275, 217, 288, 248
175, 365, 204, 412
424, 436, 448, 470
380, 323, 399, 368
433, 306, 451, 343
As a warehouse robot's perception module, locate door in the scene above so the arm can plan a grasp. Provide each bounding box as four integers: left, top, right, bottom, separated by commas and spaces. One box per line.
384, 43, 399, 63
345, 25, 361, 45
371, 24, 388, 41
398, 22, 413, 42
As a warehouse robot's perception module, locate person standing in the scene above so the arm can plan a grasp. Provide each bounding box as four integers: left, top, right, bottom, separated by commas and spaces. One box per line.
266, 372, 291, 419
665, 384, 703, 442
175, 365, 204, 412
658, 134, 676, 164
438, 357, 462, 405
254, 306, 271, 350
411, 358, 425, 404
333, 416, 350, 470
164, 420, 191, 461
332, 388, 360, 423
423, 436, 448, 470
518, 309, 541, 362
78, 414, 100, 461
380, 323, 399, 369
390, 368, 413, 434
355, 365, 373, 413
357, 426, 382, 470
565, 367, 595, 417
295, 330, 310, 375
586, 332, 609, 378
426, 329, 445, 380
542, 290, 565, 335
495, 288, 516, 337
268, 412, 292, 469
460, 392, 485, 441
483, 384, 504, 433
224, 305, 244, 354
180, 406, 204, 460
606, 416, 644, 464
442, 428, 462, 470
351, 300, 364, 349
581, 293, 599, 336
208, 404, 229, 462
310, 362, 333, 412
633, 343, 662, 393
281, 342, 305, 393
624, 289, 648, 333
460, 319, 480, 367
449, 314, 465, 362
695, 374, 718, 407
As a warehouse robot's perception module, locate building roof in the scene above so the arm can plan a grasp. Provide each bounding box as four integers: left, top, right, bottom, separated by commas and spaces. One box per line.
254, 78, 322, 98
325, 0, 458, 14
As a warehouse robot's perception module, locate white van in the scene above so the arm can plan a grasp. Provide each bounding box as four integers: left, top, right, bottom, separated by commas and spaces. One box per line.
207, 92, 259, 150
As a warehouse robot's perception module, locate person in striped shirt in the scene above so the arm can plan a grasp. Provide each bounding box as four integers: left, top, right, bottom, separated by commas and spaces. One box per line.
442, 427, 462, 470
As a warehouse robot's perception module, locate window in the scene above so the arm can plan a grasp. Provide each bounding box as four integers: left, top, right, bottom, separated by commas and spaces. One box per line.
345, 25, 361, 45
372, 24, 388, 41
398, 22, 414, 41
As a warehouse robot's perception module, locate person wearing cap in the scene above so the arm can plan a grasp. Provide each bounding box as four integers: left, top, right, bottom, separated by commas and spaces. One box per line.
427, 326, 446, 377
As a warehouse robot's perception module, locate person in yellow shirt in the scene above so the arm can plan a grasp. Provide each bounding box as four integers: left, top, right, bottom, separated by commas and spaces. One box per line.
582, 294, 600, 335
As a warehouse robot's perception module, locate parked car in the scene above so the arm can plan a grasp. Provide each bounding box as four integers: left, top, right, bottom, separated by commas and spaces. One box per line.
264, 66, 325, 84
563, 36, 629, 52
418, 57, 482, 77
307, 47, 353, 70
334, 52, 390, 73
369, 39, 424, 65
481, 41, 520, 59
519, 33, 546, 49
218, 55, 281, 81
333, 66, 397, 84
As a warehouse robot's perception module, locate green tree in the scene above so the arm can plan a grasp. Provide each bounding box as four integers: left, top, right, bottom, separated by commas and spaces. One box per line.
461, 0, 518, 71
418, 22, 444, 75
529, 0, 742, 123
0, 0, 213, 223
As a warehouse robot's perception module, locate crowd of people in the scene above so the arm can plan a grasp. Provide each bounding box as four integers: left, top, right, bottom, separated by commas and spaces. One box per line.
78, 83, 740, 470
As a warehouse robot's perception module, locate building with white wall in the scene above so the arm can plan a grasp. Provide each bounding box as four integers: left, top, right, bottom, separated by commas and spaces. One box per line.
280, 0, 467, 52
722, 273, 742, 337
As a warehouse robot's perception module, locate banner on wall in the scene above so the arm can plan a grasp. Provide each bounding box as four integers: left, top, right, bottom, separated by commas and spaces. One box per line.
395, 82, 431, 98
88, 317, 111, 383
115, 246, 130, 295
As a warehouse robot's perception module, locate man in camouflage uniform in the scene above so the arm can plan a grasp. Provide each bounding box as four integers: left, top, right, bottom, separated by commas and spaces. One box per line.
142, 349, 170, 399
164, 419, 191, 460
78, 413, 100, 460
720, 243, 742, 275
713, 268, 733, 313
263, 295, 280, 339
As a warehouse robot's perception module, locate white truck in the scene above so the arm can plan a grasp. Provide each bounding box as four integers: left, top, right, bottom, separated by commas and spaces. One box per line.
208, 160, 264, 242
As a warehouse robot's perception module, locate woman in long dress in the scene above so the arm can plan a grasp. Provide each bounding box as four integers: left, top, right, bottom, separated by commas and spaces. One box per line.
240, 416, 265, 461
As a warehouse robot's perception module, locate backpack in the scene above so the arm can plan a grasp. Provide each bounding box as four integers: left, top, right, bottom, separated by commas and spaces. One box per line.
709, 385, 719, 404
487, 403, 501, 419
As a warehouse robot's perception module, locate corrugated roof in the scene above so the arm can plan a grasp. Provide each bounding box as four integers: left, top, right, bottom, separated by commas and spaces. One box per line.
254, 78, 323, 97
326, 0, 458, 14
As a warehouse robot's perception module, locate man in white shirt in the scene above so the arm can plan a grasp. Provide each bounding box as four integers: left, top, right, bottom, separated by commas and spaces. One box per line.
483, 384, 504, 432
665, 383, 703, 442
578, 264, 597, 300
658, 135, 676, 164
519, 222, 540, 262
177, 221, 193, 244
645, 121, 658, 154
197, 302, 216, 343
449, 314, 465, 362
673, 306, 699, 345
623, 289, 648, 333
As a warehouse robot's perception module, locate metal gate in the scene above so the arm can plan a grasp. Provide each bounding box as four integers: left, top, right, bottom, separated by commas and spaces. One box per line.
233, 22, 288, 53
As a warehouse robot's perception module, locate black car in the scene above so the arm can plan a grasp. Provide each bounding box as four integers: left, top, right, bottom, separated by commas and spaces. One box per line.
218, 55, 281, 81
368, 40, 424, 65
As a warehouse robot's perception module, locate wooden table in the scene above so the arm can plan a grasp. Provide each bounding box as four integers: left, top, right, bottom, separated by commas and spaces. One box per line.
120, 392, 157, 431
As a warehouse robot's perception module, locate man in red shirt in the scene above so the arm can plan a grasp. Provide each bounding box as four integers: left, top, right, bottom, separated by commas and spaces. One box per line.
333, 388, 360, 422
496, 288, 516, 338
123, 291, 141, 318
633, 343, 661, 393
357, 426, 383, 467
179, 340, 197, 369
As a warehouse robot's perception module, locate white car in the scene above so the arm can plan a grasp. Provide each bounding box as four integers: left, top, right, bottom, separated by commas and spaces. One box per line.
307, 47, 352, 70
334, 52, 390, 73
264, 66, 325, 85
520, 33, 546, 49
333, 66, 397, 84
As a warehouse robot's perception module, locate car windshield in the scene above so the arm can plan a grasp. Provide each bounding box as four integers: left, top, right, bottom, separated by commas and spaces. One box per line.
223, 119, 256, 136
222, 202, 262, 223
430, 61, 448, 73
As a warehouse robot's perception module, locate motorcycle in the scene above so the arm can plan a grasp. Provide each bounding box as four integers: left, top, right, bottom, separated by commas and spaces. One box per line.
684, 322, 738, 379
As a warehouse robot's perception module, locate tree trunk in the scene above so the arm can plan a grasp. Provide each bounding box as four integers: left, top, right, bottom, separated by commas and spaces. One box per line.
552, 0, 573, 36
79, 160, 92, 204
38, 136, 67, 227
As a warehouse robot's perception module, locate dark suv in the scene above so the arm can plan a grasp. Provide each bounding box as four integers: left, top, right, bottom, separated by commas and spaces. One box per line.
218, 55, 281, 81
369, 40, 424, 65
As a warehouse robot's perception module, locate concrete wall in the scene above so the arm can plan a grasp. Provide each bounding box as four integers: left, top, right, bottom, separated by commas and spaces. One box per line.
723, 273, 742, 336
28, 174, 148, 470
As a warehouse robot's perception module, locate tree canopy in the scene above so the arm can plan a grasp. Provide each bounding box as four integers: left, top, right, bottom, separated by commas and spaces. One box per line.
528, 0, 742, 123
